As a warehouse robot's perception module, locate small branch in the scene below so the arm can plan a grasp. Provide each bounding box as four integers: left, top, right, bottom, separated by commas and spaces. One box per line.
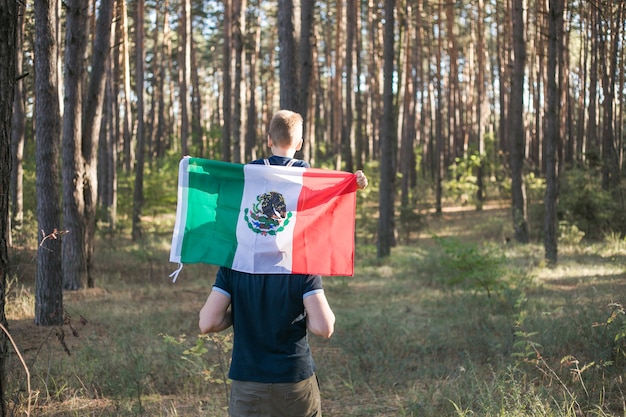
15, 72, 29, 81
0, 323, 31, 417
39, 229, 69, 252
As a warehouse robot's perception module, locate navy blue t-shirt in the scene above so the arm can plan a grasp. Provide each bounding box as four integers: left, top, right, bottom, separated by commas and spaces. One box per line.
249, 155, 310, 168
212, 267, 324, 383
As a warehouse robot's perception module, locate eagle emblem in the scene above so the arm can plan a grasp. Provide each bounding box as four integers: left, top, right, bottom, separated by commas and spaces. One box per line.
244, 191, 293, 235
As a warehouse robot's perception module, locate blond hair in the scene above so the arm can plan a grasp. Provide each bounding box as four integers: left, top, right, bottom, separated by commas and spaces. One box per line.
268, 110, 303, 148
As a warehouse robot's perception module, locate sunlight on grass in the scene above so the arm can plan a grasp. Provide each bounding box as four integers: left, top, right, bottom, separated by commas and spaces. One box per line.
6, 199, 626, 415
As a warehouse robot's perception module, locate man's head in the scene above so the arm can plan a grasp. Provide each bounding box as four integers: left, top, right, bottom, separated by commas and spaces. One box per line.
268, 110, 303, 151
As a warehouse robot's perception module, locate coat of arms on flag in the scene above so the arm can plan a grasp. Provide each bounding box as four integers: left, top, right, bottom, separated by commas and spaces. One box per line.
169, 157, 359, 279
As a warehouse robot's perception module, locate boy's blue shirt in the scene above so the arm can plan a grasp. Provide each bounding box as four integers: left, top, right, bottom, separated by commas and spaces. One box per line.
212, 154, 323, 383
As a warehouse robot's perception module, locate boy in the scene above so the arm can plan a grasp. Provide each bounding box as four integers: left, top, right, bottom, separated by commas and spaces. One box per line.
199, 110, 367, 416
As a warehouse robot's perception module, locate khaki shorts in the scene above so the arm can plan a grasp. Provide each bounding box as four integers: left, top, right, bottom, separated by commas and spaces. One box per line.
229, 374, 321, 417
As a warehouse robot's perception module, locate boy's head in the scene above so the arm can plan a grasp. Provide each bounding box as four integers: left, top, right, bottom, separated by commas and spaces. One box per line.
268, 110, 303, 150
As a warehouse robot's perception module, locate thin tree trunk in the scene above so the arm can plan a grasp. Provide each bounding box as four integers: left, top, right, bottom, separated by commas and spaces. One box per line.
476, 0, 486, 209
435, 2, 444, 214
120, 0, 133, 171
132, 0, 145, 241
299, 0, 314, 163
245, 5, 261, 162
600, 2, 621, 191
222, 0, 232, 161
232, 0, 244, 163
331, 0, 343, 169
0, 0, 19, 412
191, 32, 205, 157
342, 0, 355, 173
10, 5, 25, 229
377, 0, 396, 258
61, 0, 88, 291
354, 0, 364, 169
400, 2, 415, 208
510, 0, 529, 243
82, 0, 114, 287
544, 0, 563, 265
34, 0, 64, 326
180, 0, 191, 156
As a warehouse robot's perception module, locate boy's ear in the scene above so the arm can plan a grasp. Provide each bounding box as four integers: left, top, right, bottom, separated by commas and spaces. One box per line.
267, 135, 273, 147
295, 138, 303, 151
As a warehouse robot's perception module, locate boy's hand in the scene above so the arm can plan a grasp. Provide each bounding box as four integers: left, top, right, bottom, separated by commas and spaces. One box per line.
355, 170, 368, 190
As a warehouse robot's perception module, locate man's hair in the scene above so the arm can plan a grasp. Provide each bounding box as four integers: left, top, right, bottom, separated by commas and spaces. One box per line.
269, 110, 303, 148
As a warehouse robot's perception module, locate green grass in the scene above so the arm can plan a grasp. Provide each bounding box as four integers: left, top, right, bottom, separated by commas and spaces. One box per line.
5, 174, 626, 415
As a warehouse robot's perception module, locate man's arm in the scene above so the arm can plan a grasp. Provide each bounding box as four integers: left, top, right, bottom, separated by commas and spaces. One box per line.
303, 292, 335, 339
199, 290, 232, 333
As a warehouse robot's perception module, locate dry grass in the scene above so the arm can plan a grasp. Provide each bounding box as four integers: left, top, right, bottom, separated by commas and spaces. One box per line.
5, 205, 626, 416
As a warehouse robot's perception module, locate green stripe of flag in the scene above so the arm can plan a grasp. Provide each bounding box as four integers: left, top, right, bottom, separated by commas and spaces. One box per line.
181, 159, 245, 266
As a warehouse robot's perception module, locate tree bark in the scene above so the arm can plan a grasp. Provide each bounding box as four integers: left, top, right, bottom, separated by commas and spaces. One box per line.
221, 0, 232, 161
0, 0, 18, 412
510, 0, 529, 243
544, 0, 563, 265
179, 0, 191, 156
120, 0, 133, 172
278, 0, 300, 111
35, 0, 64, 326
377, 0, 396, 258
61, 0, 88, 290
132, 0, 145, 241
299, 0, 314, 164
82, 0, 114, 287
10, 6, 25, 230
232, 0, 245, 163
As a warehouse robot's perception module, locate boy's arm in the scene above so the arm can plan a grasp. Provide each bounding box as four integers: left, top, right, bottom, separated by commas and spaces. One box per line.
355, 170, 368, 189
199, 290, 232, 333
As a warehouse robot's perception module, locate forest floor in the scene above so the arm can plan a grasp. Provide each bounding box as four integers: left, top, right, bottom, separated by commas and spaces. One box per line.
6, 202, 626, 416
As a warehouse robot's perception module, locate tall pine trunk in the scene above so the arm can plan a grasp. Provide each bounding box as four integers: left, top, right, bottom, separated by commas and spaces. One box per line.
82, 0, 114, 287
132, 0, 145, 241
34, 0, 64, 326
510, 0, 529, 243
61, 0, 88, 290
377, 0, 396, 258
544, 0, 563, 265
0, 0, 19, 413
10, 6, 25, 230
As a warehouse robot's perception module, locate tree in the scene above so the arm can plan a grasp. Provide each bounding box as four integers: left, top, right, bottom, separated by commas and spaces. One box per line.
10, 5, 25, 230
221, 0, 232, 161
298, 0, 315, 163
132, 0, 146, 241
278, 0, 300, 111
377, 0, 396, 258
179, 0, 191, 156
599, 2, 622, 192
509, 0, 529, 243
475, 0, 487, 209
82, 0, 114, 286
544, 0, 563, 265
120, 0, 133, 172
232, 0, 245, 163
61, 0, 88, 290
34, 0, 64, 326
399, 2, 417, 208
0, 0, 19, 413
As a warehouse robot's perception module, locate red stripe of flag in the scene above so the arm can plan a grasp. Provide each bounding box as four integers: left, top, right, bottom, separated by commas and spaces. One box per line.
292, 169, 358, 276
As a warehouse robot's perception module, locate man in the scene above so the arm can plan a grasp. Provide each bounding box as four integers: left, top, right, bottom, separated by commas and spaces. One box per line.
199, 110, 367, 416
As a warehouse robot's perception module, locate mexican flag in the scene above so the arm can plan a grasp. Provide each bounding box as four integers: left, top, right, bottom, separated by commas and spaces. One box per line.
170, 157, 359, 277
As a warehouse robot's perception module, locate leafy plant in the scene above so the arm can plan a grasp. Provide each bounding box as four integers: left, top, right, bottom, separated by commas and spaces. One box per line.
433, 235, 508, 297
